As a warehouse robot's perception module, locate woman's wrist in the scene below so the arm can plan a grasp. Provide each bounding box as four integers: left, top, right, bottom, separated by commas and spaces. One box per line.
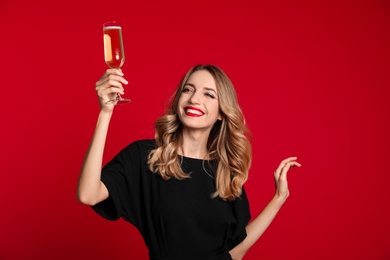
271, 194, 288, 208
96, 109, 113, 126
99, 108, 113, 117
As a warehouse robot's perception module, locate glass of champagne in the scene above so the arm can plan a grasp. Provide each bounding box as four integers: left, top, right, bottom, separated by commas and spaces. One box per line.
103, 21, 130, 104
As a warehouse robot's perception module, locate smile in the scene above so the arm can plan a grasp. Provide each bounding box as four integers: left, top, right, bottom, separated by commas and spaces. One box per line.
184, 106, 205, 117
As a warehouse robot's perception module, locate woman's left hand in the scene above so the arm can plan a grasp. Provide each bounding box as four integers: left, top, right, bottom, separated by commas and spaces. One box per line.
274, 157, 301, 202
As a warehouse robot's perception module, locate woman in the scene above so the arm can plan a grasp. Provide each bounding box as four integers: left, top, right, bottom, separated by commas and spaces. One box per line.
77, 64, 301, 260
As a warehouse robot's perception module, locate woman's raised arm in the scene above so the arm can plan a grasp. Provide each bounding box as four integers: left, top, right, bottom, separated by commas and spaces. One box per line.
77, 69, 128, 206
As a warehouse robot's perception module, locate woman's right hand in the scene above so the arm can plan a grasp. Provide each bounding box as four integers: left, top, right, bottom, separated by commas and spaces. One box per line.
95, 69, 129, 111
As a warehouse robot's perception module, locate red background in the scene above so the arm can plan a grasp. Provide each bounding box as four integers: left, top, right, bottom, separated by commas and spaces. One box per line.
1, 1, 389, 259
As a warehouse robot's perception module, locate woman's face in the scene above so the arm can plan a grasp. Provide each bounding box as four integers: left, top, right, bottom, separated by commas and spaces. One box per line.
177, 70, 222, 132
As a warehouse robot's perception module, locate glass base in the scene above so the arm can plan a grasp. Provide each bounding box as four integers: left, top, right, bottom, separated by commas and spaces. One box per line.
106, 94, 131, 105
116, 96, 131, 105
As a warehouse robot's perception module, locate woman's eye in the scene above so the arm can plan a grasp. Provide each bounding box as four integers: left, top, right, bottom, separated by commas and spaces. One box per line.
205, 93, 215, 99
182, 87, 192, 93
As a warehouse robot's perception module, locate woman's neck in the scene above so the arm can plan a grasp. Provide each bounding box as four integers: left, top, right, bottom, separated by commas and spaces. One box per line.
179, 129, 210, 159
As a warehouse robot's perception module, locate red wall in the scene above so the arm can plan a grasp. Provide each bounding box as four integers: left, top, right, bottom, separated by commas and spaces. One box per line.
1, 1, 389, 259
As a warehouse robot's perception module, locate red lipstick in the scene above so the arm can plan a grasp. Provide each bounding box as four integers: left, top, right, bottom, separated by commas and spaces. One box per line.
184, 106, 205, 117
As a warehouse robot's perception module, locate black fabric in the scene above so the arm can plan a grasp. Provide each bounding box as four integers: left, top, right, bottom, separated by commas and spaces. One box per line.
92, 139, 251, 260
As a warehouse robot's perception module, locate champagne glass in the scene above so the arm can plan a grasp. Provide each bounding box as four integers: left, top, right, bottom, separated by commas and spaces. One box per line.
103, 21, 130, 104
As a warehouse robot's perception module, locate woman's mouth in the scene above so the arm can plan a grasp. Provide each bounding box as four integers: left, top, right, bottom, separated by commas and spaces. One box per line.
184, 106, 205, 117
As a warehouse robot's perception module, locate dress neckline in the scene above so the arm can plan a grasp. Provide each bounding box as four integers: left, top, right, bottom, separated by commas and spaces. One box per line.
178, 155, 213, 162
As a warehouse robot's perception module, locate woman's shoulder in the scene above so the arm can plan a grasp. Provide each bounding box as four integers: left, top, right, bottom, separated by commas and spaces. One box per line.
131, 138, 156, 146
125, 139, 156, 152
114, 139, 156, 162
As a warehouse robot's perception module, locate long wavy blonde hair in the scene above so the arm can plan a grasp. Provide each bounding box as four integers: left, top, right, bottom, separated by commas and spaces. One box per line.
148, 64, 252, 201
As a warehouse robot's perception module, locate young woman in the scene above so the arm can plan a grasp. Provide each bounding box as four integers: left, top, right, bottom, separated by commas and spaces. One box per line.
77, 64, 301, 260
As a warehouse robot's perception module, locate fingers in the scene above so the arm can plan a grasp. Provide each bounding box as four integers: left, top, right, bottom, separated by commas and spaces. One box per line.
95, 69, 129, 108
102, 69, 128, 85
275, 157, 298, 175
279, 161, 301, 180
272, 158, 301, 201
274, 157, 301, 179
96, 69, 128, 94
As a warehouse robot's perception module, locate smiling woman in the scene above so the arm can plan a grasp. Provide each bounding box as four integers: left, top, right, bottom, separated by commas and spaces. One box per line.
178, 71, 222, 128
77, 64, 301, 260
149, 65, 250, 200
1, 0, 389, 259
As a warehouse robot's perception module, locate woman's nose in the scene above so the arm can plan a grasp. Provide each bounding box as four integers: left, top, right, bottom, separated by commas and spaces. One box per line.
189, 91, 201, 104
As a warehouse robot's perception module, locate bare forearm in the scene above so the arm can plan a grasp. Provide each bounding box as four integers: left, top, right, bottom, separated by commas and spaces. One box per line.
246, 196, 285, 246
77, 111, 112, 205
230, 157, 301, 259
230, 196, 286, 259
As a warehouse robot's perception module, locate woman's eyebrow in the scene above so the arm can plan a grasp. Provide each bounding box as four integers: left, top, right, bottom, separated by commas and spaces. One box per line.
204, 87, 217, 94
184, 83, 217, 93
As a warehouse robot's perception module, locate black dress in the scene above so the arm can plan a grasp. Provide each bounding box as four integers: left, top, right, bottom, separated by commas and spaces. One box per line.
92, 139, 251, 260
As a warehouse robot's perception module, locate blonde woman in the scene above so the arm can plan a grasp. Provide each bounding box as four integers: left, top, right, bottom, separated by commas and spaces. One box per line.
77, 64, 301, 260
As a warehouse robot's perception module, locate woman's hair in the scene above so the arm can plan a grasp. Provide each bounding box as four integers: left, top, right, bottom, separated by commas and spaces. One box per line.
148, 64, 252, 201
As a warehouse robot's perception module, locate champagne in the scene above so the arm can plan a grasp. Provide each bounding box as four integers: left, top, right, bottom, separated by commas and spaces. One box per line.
102, 21, 130, 104
103, 26, 125, 68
